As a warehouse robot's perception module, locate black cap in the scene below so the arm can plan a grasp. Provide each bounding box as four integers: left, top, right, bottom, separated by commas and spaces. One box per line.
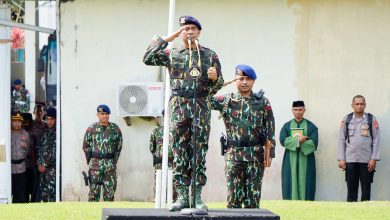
292, 101, 305, 107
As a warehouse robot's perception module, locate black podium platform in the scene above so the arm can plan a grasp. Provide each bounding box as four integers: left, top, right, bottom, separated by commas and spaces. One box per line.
102, 208, 280, 220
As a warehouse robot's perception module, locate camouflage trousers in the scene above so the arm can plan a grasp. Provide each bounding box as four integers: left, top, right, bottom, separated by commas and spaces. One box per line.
226, 160, 264, 208
170, 115, 210, 187
88, 160, 117, 202
40, 167, 56, 202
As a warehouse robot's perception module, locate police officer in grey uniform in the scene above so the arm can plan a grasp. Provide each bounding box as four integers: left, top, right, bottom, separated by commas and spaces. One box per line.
338, 95, 380, 202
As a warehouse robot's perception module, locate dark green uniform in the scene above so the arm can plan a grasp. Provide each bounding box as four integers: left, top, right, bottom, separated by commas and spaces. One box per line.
144, 36, 223, 189
83, 122, 122, 201
280, 119, 318, 200
37, 127, 56, 202
211, 91, 275, 208
150, 125, 174, 169
149, 125, 176, 200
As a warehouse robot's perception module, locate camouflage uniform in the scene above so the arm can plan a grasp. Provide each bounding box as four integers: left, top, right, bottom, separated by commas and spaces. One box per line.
211, 91, 275, 208
37, 127, 56, 202
31, 120, 46, 202
11, 87, 31, 113
144, 36, 223, 209
149, 125, 176, 200
83, 122, 122, 201
150, 125, 174, 169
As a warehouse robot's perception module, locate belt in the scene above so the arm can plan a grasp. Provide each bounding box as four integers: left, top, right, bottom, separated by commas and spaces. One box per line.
171, 89, 208, 99
15, 101, 26, 104
91, 152, 114, 159
11, 159, 25, 164
227, 137, 265, 148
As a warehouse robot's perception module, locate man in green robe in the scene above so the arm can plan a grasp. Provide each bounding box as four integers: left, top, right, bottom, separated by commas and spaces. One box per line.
279, 101, 318, 200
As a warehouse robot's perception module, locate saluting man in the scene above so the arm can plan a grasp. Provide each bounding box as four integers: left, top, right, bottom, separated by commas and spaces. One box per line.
83, 105, 123, 201
144, 15, 224, 211
211, 64, 275, 208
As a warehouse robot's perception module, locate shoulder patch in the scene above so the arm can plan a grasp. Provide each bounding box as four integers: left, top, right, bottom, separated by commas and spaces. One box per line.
217, 95, 224, 102
373, 119, 379, 128
265, 105, 272, 111
164, 49, 170, 56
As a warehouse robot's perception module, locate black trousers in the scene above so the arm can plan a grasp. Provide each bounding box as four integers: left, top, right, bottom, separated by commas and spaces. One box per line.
345, 163, 374, 202
12, 172, 27, 203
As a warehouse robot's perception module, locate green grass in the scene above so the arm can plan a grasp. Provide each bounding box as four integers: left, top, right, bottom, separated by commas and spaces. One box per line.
0, 201, 389, 220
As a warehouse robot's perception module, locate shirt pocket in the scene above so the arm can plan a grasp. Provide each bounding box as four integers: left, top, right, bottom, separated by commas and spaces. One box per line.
348, 123, 355, 136
360, 123, 370, 137
170, 62, 184, 79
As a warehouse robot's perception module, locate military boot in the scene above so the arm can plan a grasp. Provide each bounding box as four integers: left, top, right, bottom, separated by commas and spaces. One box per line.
194, 185, 208, 210
169, 185, 189, 211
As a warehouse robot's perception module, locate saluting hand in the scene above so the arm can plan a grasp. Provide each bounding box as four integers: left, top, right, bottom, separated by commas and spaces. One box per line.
207, 67, 218, 82
164, 27, 184, 43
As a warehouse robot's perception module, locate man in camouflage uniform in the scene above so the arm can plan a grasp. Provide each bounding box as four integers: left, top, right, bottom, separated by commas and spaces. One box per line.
83, 105, 122, 202
37, 107, 57, 202
149, 110, 176, 200
11, 79, 31, 113
211, 64, 275, 208
144, 15, 224, 211
31, 104, 47, 202
11, 112, 30, 203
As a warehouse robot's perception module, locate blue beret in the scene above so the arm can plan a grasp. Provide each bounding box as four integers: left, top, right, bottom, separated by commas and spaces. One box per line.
46, 107, 56, 118
235, 64, 257, 80
13, 79, 22, 85
97, 104, 111, 114
179, 15, 202, 30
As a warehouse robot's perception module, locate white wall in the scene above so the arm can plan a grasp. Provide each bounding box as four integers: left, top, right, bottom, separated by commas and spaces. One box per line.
60, 0, 390, 202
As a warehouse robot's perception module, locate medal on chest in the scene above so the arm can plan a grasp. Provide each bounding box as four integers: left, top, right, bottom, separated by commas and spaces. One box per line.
188, 38, 202, 79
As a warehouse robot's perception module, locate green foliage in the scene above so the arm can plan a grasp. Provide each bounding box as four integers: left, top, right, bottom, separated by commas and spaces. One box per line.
0, 201, 389, 220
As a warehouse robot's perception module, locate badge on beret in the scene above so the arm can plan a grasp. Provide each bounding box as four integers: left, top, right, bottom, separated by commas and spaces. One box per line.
98, 108, 103, 112
180, 17, 186, 24
236, 68, 243, 76
189, 66, 201, 79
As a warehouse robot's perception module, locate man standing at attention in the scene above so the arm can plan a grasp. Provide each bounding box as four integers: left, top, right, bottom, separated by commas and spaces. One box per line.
211, 64, 275, 208
280, 101, 318, 200
83, 105, 123, 201
144, 15, 224, 211
37, 107, 57, 202
338, 95, 380, 202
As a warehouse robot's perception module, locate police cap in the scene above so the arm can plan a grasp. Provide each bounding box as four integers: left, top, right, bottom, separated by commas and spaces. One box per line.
11, 112, 23, 121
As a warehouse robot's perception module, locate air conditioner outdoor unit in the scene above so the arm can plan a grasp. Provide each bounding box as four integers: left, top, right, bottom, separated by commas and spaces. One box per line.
117, 82, 164, 117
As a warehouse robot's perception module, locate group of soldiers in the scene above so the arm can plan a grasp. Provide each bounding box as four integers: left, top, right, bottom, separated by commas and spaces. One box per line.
145, 15, 381, 210
11, 79, 57, 203
10, 15, 380, 207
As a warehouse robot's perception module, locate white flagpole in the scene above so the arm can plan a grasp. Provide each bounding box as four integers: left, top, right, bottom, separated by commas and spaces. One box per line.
158, 0, 175, 208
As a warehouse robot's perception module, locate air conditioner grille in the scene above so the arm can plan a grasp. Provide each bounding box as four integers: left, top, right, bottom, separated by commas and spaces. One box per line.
119, 85, 148, 114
